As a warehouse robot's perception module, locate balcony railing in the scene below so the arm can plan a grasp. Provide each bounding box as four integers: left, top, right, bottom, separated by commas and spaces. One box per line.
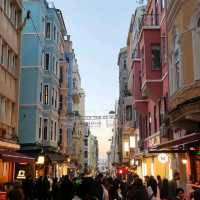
139, 14, 160, 32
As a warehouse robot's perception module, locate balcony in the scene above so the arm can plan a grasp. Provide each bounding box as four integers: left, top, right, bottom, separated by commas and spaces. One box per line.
138, 15, 162, 101
169, 81, 200, 132
139, 14, 160, 32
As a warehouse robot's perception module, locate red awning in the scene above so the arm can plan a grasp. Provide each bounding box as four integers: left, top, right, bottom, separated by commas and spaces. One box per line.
0, 150, 35, 164
157, 133, 200, 149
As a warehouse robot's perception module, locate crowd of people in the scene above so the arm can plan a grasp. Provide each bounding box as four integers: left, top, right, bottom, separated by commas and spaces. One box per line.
4, 171, 200, 200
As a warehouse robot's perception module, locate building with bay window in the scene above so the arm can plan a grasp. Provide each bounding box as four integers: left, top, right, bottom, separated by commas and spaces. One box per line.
19, 0, 66, 177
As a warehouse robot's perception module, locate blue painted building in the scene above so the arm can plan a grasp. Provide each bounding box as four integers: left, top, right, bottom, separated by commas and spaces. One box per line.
19, 0, 62, 155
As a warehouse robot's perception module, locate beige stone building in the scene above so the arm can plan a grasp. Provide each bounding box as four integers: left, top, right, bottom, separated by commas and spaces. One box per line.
0, 0, 22, 183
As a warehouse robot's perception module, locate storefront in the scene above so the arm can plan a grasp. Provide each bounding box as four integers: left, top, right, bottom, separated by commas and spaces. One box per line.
0, 150, 35, 185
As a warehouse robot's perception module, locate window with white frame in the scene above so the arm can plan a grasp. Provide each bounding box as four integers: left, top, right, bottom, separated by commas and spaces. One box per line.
50, 120, 53, 140
192, 15, 200, 80
45, 22, 51, 39
51, 88, 54, 106
39, 117, 42, 139
1, 42, 6, 66
53, 26, 56, 40
40, 82, 43, 103
52, 56, 55, 73
55, 60, 58, 76
44, 85, 49, 105
54, 121, 57, 141
44, 53, 50, 70
43, 119, 48, 140
55, 90, 58, 109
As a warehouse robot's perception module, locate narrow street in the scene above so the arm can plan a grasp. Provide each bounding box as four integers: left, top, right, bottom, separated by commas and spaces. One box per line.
0, 0, 200, 199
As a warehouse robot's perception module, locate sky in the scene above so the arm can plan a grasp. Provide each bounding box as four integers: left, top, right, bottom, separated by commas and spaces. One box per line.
53, 0, 138, 159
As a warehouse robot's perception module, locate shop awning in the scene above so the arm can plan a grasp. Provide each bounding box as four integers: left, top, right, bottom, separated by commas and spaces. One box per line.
156, 133, 200, 149
0, 150, 35, 163
46, 152, 65, 163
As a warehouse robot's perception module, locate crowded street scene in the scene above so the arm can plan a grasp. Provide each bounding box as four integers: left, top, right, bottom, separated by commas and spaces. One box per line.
1, 0, 200, 199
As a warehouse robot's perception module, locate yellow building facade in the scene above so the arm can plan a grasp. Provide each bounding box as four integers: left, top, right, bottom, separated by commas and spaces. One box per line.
167, 0, 200, 186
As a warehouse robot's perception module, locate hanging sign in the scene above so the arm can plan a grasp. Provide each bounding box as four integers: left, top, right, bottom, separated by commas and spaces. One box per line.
158, 153, 169, 164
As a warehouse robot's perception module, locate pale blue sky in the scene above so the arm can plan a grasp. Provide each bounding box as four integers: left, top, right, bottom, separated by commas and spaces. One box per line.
53, 0, 138, 158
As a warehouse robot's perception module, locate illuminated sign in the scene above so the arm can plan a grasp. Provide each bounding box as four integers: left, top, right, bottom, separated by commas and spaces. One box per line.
36, 155, 45, 165
158, 153, 169, 164
17, 170, 26, 179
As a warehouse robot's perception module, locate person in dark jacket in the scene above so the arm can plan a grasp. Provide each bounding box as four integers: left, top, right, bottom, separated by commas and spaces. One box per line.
60, 175, 75, 200
77, 174, 103, 200
52, 177, 59, 200
168, 172, 180, 200
43, 176, 50, 200
176, 188, 185, 200
8, 185, 25, 200
147, 176, 158, 197
127, 178, 148, 200
160, 178, 169, 200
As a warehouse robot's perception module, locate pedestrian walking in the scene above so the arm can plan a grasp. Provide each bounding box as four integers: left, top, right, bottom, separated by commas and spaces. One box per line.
147, 176, 158, 200
168, 172, 181, 200
7, 184, 25, 200
176, 188, 185, 200
160, 178, 169, 200
127, 178, 148, 200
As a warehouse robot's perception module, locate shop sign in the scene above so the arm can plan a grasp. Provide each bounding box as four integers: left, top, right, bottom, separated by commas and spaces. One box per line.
158, 153, 169, 164
0, 192, 7, 200
148, 135, 160, 148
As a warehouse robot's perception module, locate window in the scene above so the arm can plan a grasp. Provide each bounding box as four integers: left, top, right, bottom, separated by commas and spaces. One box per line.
175, 50, 180, 89
198, 18, 200, 28
57, 32, 59, 44
54, 122, 57, 141
59, 129, 62, 144
126, 105, 132, 121
53, 26, 56, 40
160, 0, 165, 11
40, 82, 43, 102
151, 44, 161, 69
55, 61, 58, 75
52, 56, 55, 72
154, 106, 157, 132
59, 95, 63, 110
12, 54, 16, 72
7, 49, 11, 69
55, 90, 58, 109
51, 88, 54, 106
1, 42, 6, 65
43, 119, 48, 140
123, 60, 127, 70
84, 139, 88, 146
39, 117, 42, 139
161, 36, 166, 64
3, 0, 7, 13
148, 112, 151, 136
44, 85, 49, 105
84, 151, 88, 158
60, 67, 63, 83
44, 53, 50, 70
45, 22, 51, 39
50, 120, 53, 140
